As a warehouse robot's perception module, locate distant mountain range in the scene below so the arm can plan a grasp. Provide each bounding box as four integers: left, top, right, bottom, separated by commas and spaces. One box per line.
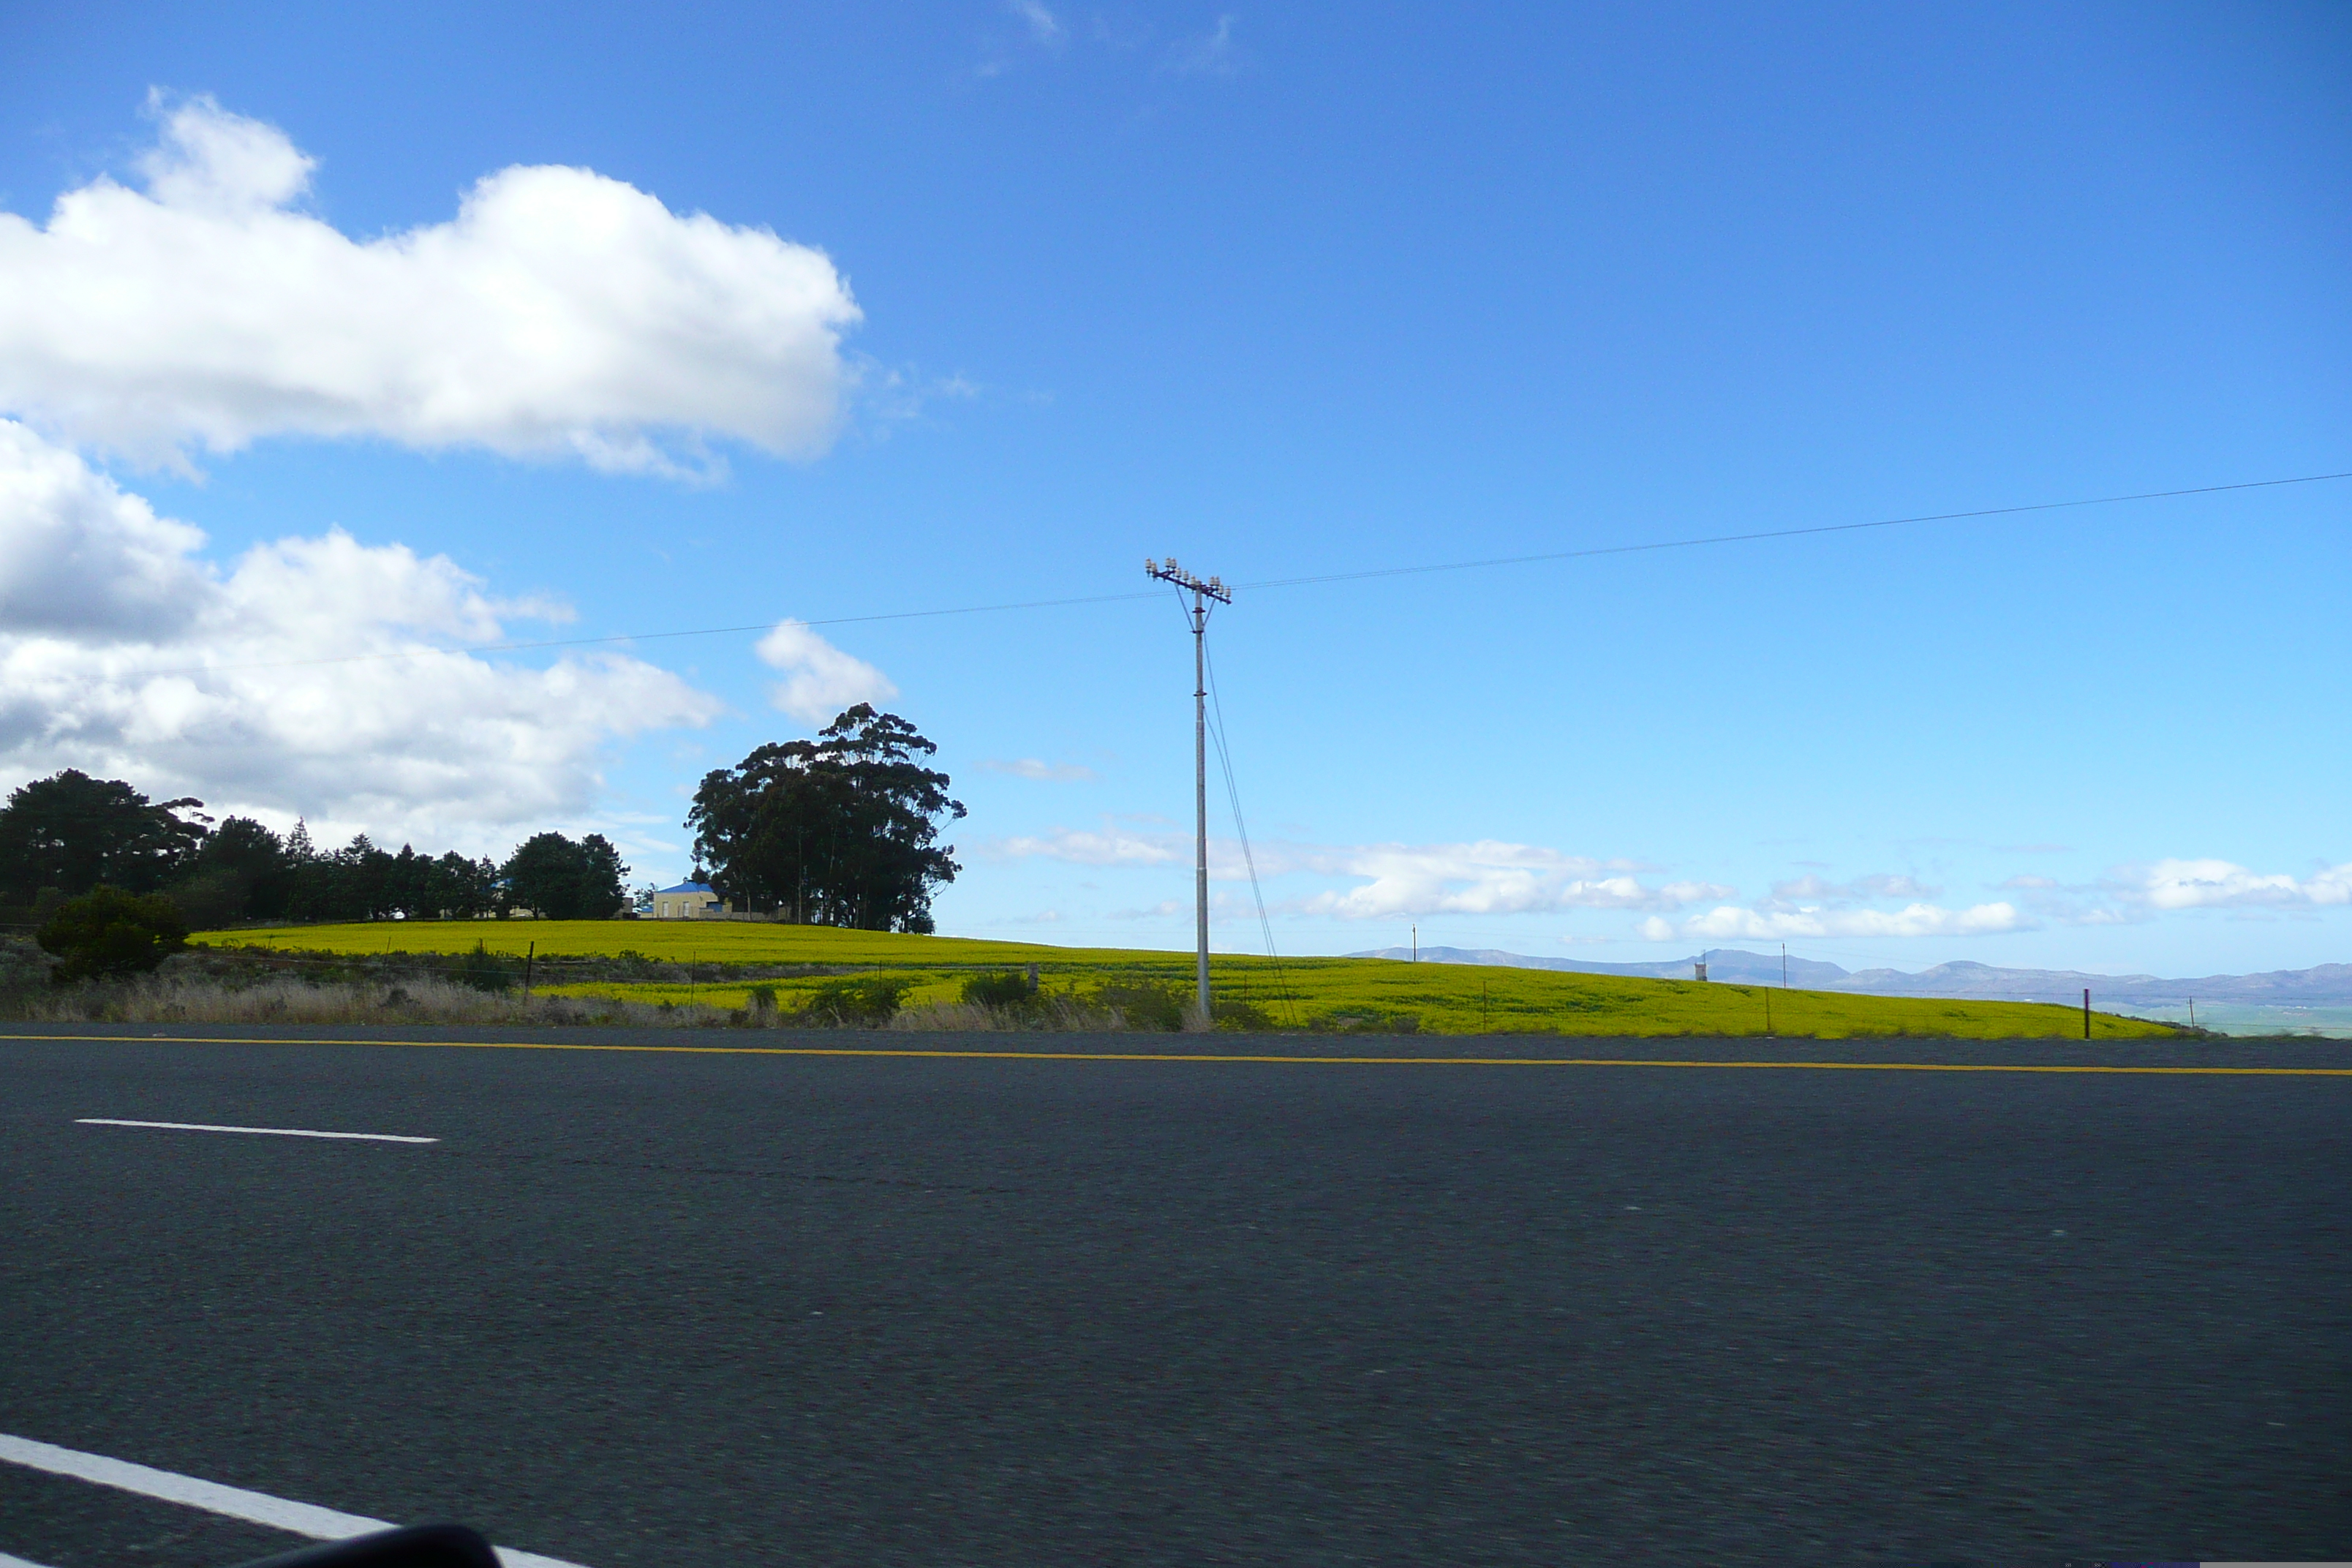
1346, 946, 2352, 1006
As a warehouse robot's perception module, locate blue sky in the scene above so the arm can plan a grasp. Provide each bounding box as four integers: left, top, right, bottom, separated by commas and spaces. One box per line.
1, 2, 2346, 976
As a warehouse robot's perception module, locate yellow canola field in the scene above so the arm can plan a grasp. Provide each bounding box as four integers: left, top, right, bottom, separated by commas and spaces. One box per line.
196, 920, 2175, 1039
206, 918, 1112, 966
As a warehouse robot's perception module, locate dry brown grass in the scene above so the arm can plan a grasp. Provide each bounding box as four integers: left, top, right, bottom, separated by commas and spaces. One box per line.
0, 974, 1137, 1032
1, 974, 670, 1027
885, 998, 1127, 1032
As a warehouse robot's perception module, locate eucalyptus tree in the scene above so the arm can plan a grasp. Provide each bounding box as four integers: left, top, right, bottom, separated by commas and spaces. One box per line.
688, 704, 964, 933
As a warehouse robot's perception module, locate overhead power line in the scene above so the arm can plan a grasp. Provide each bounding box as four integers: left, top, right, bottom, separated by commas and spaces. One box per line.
103, 468, 2352, 678
1232, 470, 2352, 592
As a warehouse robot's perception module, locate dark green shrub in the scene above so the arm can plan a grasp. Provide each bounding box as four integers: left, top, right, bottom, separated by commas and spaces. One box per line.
961, 970, 1039, 1008
1212, 998, 1274, 1031
1097, 982, 1186, 1031
0, 935, 56, 991
37, 886, 188, 982
804, 976, 913, 1025
451, 941, 516, 994
747, 984, 779, 1014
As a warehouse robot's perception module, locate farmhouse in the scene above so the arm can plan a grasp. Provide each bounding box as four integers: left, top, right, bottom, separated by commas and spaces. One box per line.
651, 879, 728, 919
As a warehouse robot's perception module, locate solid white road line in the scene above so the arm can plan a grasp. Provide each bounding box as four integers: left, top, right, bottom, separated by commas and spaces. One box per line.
0, 1431, 391, 1537
1, 1552, 60, 1568
74, 1119, 438, 1145
0, 1433, 586, 1568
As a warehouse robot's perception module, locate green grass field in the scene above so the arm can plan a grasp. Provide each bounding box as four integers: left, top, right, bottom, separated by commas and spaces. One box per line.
194, 919, 2177, 1039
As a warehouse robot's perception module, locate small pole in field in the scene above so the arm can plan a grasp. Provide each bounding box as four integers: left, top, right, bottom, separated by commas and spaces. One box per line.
2083, 987, 2092, 1039
1482, 979, 1490, 1033
524, 940, 535, 1002
1782, 942, 1788, 989
1411, 923, 1417, 962
2187, 997, 2195, 1029
1764, 986, 1773, 1036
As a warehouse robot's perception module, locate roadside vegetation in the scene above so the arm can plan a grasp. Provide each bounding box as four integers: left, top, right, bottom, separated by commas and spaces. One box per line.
136, 919, 2186, 1039
0, 764, 2187, 1040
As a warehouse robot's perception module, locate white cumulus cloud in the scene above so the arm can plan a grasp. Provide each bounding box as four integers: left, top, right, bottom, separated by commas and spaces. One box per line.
755, 619, 899, 725
0, 419, 210, 637
0, 420, 719, 848
0, 96, 861, 475
2140, 857, 2352, 910
993, 824, 1182, 867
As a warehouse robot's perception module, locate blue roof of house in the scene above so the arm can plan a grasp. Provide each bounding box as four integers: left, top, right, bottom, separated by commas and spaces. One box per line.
656, 881, 715, 895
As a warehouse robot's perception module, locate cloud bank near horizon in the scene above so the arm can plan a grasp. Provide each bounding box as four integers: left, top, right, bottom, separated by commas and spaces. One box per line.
1640, 901, 2028, 942
0, 96, 861, 477
990, 826, 1734, 919
2138, 857, 2352, 911
987, 823, 2352, 946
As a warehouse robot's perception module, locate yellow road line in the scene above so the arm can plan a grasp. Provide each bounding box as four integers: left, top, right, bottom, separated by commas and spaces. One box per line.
5, 1033, 2349, 1074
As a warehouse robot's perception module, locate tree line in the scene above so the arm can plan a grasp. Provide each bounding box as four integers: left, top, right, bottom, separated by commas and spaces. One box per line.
0, 771, 630, 928
1, 703, 966, 935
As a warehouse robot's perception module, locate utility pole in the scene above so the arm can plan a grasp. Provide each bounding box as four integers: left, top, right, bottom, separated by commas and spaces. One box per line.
1147, 558, 1231, 1026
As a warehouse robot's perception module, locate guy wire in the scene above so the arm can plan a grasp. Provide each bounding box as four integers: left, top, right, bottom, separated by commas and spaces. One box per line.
1204, 637, 1300, 1027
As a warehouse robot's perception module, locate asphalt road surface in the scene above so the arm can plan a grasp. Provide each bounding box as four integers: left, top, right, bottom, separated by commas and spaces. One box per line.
3, 1026, 2348, 1567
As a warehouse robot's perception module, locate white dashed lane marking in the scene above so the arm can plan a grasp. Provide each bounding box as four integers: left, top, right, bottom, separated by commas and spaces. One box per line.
75, 1119, 438, 1145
